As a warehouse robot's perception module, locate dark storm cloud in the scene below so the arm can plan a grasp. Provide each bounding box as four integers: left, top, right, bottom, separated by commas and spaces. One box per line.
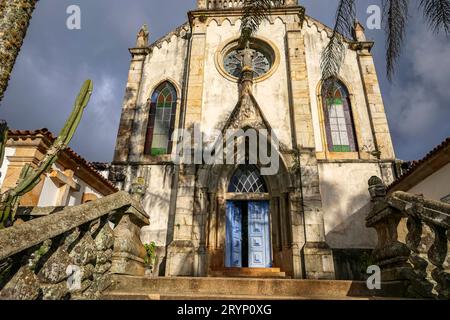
0, 0, 448, 162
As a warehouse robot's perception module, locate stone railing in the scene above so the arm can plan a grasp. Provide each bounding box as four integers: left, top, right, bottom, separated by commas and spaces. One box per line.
0, 191, 149, 300
366, 177, 449, 299
199, 0, 291, 10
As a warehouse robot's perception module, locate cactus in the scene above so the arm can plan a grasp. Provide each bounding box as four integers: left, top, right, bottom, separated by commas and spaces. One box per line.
0, 121, 8, 172
0, 80, 93, 228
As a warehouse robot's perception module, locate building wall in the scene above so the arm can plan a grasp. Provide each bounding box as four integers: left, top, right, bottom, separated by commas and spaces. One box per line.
0, 147, 14, 187
138, 30, 188, 110
407, 163, 450, 202
319, 162, 381, 249
1, 140, 115, 209
138, 165, 175, 247
201, 18, 292, 147
303, 19, 376, 155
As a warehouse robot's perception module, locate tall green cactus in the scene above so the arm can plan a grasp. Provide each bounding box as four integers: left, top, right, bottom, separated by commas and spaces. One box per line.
0, 121, 8, 171
0, 80, 93, 228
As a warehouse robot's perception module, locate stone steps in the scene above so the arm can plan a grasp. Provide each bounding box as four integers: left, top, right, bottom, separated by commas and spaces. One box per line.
208, 267, 287, 279
103, 292, 371, 300
104, 275, 390, 300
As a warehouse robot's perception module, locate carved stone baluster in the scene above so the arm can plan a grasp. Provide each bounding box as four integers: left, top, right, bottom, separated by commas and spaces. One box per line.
37, 229, 80, 300
69, 221, 98, 299
86, 217, 114, 298
0, 241, 52, 300
404, 214, 434, 298
427, 224, 449, 299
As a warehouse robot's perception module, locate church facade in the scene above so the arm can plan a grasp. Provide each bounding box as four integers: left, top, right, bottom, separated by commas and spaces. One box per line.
110, 0, 397, 280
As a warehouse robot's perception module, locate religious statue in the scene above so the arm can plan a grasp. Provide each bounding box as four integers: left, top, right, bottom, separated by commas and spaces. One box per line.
136, 24, 149, 48
239, 41, 255, 74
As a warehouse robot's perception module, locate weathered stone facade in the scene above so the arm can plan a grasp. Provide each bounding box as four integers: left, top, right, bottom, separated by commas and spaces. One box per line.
111, 0, 397, 279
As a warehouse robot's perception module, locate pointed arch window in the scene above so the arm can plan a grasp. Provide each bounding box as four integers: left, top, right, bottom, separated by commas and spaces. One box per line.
144, 82, 177, 156
322, 78, 358, 152
228, 165, 268, 193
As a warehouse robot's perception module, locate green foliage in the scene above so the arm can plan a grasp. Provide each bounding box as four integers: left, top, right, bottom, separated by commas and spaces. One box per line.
289, 147, 301, 175
0, 80, 93, 229
144, 242, 157, 267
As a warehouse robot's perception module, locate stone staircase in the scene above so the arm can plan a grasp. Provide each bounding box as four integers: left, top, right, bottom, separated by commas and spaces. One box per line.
103, 275, 395, 300
208, 268, 287, 279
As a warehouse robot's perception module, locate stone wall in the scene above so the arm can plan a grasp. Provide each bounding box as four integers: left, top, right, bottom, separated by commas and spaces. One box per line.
0, 191, 149, 300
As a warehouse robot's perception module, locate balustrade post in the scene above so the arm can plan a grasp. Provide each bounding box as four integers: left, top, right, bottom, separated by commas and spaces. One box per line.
110, 179, 149, 276
366, 177, 411, 283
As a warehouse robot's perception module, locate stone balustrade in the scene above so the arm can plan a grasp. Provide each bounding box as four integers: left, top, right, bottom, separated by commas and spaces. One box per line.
200, 0, 290, 10
0, 191, 149, 300
366, 176, 449, 299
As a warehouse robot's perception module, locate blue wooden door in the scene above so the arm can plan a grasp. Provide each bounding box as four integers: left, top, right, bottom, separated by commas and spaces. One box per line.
248, 201, 271, 268
225, 201, 242, 267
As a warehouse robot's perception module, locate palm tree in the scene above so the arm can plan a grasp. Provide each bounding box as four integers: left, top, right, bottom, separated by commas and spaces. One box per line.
0, 0, 39, 102
240, 0, 450, 80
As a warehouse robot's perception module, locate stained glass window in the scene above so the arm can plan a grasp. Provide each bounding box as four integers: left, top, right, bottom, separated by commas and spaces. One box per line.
228, 165, 268, 193
322, 78, 357, 153
144, 82, 177, 156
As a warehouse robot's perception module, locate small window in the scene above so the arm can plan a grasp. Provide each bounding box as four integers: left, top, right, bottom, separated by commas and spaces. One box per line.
322, 78, 357, 153
144, 82, 177, 156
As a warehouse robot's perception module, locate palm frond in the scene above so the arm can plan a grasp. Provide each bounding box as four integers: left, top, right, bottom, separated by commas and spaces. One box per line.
383, 0, 409, 80
240, 0, 278, 47
419, 0, 450, 34
320, 0, 356, 81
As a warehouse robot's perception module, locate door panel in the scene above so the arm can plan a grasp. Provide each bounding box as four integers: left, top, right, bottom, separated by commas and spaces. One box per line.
225, 201, 242, 268
248, 201, 271, 268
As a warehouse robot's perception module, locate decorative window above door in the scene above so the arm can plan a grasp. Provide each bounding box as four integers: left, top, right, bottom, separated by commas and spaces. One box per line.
228, 165, 268, 193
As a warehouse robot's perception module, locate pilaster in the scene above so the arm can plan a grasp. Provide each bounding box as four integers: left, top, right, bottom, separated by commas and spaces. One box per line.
286, 24, 335, 279
351, 23, 395, 160
166, 165, 197, 276
113, 26, 150, 163
184, 16, 207, 130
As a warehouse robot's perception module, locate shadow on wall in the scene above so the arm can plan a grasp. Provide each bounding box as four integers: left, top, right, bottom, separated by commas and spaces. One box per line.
319, 175, 378, 249
318, 177, 378, 280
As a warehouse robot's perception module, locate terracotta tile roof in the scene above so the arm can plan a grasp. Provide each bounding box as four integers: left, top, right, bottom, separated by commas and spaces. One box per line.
7, 128, 118, 193
388, 137, 450, 191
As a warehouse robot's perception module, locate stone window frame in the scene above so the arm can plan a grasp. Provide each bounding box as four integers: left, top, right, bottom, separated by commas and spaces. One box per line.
141, 79, 182, 164
316, 77, 364, 161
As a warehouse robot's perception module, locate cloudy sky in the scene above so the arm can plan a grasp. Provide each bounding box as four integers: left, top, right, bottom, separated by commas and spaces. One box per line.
0, 0, 449, 162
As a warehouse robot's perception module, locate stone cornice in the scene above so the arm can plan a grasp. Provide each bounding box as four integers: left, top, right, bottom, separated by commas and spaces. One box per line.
348, 41, 375, 53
